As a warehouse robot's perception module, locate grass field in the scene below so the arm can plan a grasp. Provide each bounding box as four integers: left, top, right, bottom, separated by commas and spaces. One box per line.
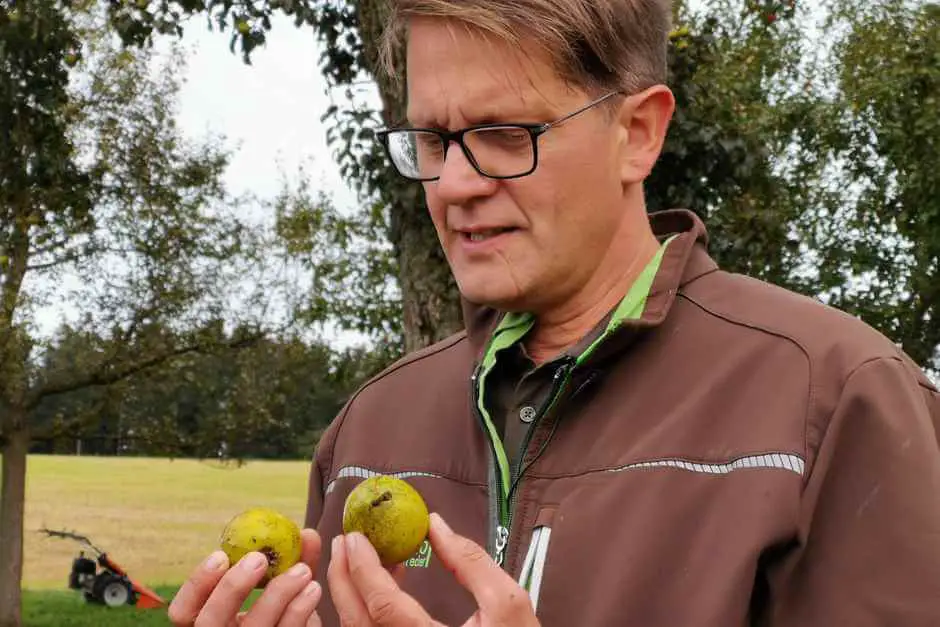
16, 454, 311, 625
22, 586, 262, 626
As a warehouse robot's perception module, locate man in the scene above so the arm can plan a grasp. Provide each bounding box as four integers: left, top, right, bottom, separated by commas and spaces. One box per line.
169, 0, 940, 625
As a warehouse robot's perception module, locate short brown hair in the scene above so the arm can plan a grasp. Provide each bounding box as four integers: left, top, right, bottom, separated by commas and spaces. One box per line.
379, 0, 672, 95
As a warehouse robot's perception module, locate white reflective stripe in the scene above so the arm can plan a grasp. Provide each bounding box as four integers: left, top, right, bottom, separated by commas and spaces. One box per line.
607, 453, 805, 477
325, 465, 446, 495
517, 527, 541, 590
528, 527, 552, 613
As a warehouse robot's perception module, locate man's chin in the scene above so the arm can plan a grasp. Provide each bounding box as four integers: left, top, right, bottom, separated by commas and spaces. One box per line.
457, 281, 527, 311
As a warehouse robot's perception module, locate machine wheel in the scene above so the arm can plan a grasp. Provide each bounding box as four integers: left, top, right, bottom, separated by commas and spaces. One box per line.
93, 574, 134, 607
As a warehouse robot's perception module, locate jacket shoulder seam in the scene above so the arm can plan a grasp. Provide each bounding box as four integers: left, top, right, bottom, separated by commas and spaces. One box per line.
326, 331, 470, 479
804, 355, 905, 484
677, 290, 816, 470
362, 331, 469, 385
321, 388, 367, 486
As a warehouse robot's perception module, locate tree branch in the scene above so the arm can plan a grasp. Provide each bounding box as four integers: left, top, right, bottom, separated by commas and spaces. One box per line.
25, 328, 273, 411
26, 251, 87, 271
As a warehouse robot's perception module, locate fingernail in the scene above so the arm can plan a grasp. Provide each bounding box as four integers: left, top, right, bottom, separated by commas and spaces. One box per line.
204, 551, 227, 570
345, 532, 359, 553
303, 580, 321, 598
431, 512, 453, 535
240, 552, 267, 571
288, 562, 310, 577
332, 535, 342, 555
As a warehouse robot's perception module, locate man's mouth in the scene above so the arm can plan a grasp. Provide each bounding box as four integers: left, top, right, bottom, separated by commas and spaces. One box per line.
463, 227, 517, 242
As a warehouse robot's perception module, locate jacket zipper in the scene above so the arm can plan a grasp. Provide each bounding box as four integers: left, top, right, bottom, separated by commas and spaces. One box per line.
470, 366, 510, 562
499, 356, 576, 569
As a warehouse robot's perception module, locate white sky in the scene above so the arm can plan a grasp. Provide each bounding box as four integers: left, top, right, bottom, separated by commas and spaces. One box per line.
31, 16, 377, 347
167, 16, 388, 348
169, 15, 368, 215
164, 19, 382, 349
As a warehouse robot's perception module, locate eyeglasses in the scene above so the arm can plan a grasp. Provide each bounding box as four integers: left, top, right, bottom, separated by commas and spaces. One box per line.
376, 91, 623, 182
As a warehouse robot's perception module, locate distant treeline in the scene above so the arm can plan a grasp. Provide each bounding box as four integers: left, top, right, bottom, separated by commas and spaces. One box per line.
27, 322, 397, 461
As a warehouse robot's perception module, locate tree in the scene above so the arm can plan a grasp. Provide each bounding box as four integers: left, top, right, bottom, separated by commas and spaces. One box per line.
28, 320, 390, 460
1, 3, 94, 623
0, 3, 291, 623
270, 168, 403, 351
806, 0, 940, 370
654, 0, 813, 289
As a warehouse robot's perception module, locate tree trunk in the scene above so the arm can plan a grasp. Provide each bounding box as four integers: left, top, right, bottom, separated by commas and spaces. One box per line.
0, 420, 28, 627
395, 190, 463, 353
356, 0, 464, 353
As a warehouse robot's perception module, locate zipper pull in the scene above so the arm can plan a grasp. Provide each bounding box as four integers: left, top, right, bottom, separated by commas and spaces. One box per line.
495, 525, 510, 566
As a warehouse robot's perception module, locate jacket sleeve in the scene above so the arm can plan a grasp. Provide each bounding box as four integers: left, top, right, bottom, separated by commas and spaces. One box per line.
304, 406, 345, 530
769, 356, 940, 626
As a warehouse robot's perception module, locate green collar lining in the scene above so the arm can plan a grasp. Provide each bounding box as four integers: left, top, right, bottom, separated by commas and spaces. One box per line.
484, 234, 677, 365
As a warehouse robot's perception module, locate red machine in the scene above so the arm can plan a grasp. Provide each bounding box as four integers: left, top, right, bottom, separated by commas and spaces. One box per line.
41, 528, 166, 609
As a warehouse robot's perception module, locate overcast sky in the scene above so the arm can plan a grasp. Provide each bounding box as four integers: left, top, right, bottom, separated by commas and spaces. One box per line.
31, 16, 377, 345
169, 15, 368, 214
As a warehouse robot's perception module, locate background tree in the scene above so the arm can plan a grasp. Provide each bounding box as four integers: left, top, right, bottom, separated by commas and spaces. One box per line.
1, 3, 94, 623
804, 0, 940, 369
0, 2, 307, 622
28, 322, 376, 459
654, 0, 814, 289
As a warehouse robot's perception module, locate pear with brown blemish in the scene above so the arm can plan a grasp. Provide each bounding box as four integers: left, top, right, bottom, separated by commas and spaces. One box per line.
219, 507, 302, 587
342, 475, 430, 566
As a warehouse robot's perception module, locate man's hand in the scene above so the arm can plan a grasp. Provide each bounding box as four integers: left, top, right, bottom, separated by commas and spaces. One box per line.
168, 528, 323, 627
327, 513, 540, 627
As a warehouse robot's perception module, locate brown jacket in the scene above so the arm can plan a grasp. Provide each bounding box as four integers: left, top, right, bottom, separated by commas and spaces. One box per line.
306, 209, 940, 626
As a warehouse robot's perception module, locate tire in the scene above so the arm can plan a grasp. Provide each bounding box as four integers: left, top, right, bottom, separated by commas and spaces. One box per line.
93, 574, 133, 607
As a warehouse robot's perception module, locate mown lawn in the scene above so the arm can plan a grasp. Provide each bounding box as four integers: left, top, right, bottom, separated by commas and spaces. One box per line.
23, 455, 311, 589
14, 454, 310, 624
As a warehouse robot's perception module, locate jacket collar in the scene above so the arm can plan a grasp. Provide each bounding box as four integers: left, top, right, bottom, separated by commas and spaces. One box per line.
460, 208, 717, 358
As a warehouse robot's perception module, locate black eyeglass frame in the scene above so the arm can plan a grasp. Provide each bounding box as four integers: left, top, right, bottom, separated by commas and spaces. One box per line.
376, 90, 624, 182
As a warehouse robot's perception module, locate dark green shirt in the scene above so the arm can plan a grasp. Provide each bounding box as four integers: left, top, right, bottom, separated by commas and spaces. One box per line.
485, 314, 611, 476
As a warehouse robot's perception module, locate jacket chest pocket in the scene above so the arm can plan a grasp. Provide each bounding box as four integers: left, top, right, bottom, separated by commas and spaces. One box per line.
516, 506, 557, 614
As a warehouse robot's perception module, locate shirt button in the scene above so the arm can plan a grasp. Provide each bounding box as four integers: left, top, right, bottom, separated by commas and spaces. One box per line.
519, 405, 537, 423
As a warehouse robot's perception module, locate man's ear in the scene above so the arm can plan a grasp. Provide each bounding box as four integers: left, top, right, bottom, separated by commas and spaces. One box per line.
617, 85, 676, 185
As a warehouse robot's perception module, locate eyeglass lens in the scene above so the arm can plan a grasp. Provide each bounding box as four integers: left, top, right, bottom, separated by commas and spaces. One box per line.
386, 126, 536, 180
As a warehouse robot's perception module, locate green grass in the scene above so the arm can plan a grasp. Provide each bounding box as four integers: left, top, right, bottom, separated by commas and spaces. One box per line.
22, 586, 263, 626
22, 586, 180, 626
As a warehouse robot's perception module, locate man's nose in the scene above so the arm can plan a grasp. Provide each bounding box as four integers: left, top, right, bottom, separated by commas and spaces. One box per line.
434, 142, 498, 204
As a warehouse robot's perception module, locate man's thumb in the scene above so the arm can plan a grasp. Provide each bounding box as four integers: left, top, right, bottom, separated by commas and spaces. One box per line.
429, 513, 520, 601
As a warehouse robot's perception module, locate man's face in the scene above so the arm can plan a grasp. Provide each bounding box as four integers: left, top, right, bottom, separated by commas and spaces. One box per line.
405, 18, 635, 313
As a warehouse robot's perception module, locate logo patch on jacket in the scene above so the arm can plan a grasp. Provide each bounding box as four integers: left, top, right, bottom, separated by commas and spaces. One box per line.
403, 540, 432, 568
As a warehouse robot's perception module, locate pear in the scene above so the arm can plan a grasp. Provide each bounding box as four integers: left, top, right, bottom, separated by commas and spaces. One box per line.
219, 507, 302, 586
342, 475, 430, 566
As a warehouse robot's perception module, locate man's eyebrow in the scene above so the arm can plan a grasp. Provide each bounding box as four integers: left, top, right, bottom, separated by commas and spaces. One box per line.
464, 104, 550, 125
402, 116, 440, 129
403, 105, 551, 130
